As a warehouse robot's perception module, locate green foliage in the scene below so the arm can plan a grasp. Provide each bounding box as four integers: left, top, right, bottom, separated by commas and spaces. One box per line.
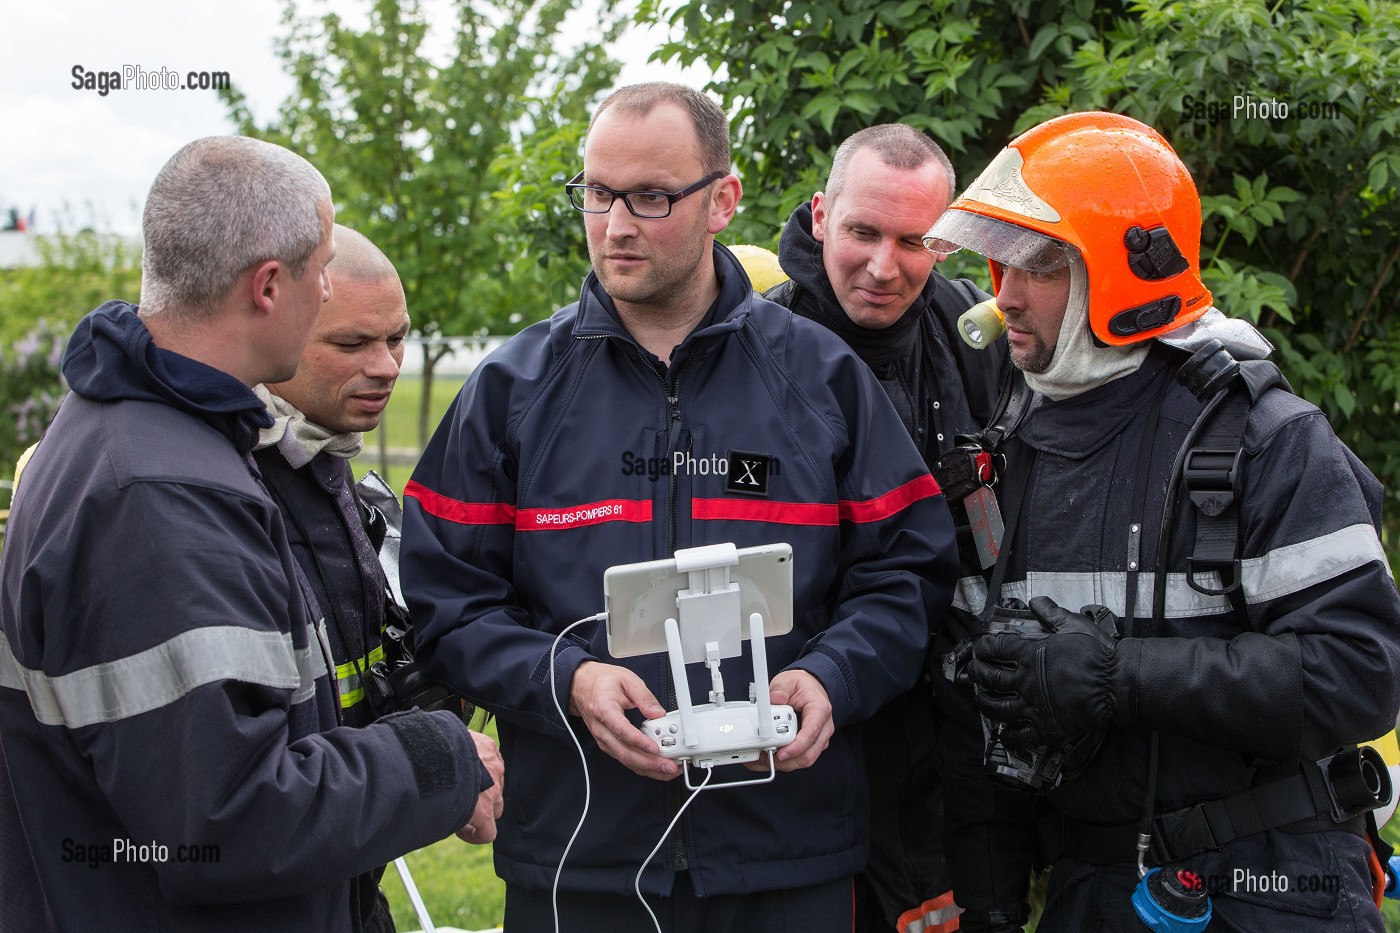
0, 230, 142, 483
641, 0, 1400, 559
224, 0, 623, 444
0, 322, 67, 490
638, 0, 1130, 244
0, 231, 142, 345
222, 0, 621, 338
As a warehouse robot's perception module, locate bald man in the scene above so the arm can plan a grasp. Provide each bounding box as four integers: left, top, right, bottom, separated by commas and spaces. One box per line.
254, 225, 495, 932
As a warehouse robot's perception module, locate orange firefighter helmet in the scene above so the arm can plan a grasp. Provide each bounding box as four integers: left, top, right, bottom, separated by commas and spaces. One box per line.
925, 111, 1212, 346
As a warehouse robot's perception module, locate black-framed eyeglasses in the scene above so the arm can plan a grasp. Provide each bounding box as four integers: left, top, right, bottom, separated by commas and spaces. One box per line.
565, 171, 725, 219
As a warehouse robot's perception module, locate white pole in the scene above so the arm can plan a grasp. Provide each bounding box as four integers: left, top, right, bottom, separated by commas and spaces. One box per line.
395, 856, 436, 933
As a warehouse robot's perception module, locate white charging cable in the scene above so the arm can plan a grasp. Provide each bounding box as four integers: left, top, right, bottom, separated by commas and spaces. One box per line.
634, 764, 712, 932
549, 613, 606, 933
547, 613, 719, 933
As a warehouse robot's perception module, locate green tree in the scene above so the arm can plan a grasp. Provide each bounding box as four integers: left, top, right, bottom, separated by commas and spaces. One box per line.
0, 230, 142, 490
639, 0, 1125, 246
640, 0, 1400, 559
224, 0, 622, 445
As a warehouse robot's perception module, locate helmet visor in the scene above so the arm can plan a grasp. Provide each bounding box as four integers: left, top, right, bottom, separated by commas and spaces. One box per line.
924, 210, 1077, 274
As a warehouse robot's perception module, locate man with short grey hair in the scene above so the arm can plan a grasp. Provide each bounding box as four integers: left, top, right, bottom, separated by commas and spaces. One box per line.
765, 123, 1009, 933
0, 136, 503, 932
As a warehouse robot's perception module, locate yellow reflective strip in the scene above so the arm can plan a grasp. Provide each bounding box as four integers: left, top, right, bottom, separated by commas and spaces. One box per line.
1363, 730, 1400, 766
333, 644, 386, 681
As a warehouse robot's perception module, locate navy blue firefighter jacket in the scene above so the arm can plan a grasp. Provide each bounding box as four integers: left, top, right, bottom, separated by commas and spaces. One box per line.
0, 302, 491, 932
401, 244, 959, 897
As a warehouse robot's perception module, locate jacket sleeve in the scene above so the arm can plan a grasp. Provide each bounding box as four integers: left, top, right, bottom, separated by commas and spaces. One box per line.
1121, 402, 1400, 761
400, 334, 591, 737
51, 480, 488, 904
784, 340, 960, 726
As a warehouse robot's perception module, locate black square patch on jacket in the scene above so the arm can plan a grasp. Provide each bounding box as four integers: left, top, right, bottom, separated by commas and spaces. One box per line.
725, 451, 772, 497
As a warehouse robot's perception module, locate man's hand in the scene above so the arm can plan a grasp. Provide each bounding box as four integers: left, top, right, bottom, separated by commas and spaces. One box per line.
762, 669, 834, 772
569, 660, 679, 781
967, 596, 1125, 747
456, 729, 505, 845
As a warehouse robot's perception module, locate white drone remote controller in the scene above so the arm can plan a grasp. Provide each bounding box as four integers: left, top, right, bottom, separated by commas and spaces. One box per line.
644, 703, 795, 766
641, 611, 796, 774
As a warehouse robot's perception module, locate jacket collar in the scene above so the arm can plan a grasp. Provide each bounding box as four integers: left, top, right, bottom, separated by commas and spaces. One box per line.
571, 243, 754, 354
1016, 344, 1176, 460
62, 300, 272, 453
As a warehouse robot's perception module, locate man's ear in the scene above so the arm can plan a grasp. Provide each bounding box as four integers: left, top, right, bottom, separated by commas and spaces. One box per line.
706, 173, 743, 235
810, 192, 828, 242
249, 260, 283, 316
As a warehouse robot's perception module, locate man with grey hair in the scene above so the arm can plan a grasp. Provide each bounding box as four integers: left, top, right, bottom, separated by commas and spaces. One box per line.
0, 137, 502, 932
764, 123, 1010, 933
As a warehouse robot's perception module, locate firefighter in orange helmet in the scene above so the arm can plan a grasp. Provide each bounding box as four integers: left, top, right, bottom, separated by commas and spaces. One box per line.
929, 112, 1400, 932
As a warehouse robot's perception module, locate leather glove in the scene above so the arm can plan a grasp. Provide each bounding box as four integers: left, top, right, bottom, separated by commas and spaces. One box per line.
967, 596, 1130, 747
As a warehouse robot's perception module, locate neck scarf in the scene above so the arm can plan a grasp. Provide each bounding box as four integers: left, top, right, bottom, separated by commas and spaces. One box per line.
253, 384, 363, 468
1022, 256, 1150, 400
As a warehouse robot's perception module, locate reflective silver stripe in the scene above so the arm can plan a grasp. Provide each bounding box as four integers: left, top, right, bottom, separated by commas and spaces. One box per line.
0, 626, 327, 728
900, 893, 962, 933
952, 523, 1386, 619
292, 642, 326, 707
0, 638, 24, 692
299, 618, 334, 706
1244, 522, 1391, 597
953, 575, 987, 614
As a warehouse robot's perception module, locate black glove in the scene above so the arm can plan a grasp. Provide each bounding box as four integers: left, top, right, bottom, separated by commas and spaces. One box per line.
967, 596, 1130, 747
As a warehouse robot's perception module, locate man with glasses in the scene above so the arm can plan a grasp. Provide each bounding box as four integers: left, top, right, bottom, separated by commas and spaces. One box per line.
402, 82, 958, 932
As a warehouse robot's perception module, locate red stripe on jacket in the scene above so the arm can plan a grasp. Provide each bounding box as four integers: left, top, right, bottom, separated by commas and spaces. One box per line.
405, 480, 516, 525
693, 474, 940, 526
406, 482, 653, 531
838, 474, 941, 523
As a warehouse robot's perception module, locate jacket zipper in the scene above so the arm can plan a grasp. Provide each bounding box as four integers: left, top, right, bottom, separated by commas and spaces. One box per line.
582, 330, 697, 876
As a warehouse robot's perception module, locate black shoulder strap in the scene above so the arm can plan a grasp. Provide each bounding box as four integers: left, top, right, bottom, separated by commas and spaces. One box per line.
762, 278, 799, 309
1175, 342, 1252, 620
970, 364, 1031, 453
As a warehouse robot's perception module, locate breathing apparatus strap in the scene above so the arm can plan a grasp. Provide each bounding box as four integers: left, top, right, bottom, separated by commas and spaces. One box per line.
1042, 752, 1374, 867
1172, 338, 1251, 620
978, 365, 1032, 454
1181, 393, 1250, 619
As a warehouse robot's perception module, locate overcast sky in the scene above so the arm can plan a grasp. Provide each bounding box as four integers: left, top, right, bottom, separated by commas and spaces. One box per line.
1, 0, 708, 235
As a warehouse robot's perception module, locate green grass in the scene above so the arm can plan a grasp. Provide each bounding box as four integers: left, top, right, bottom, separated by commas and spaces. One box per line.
381, 836, 504, 932
380, 716, 506, 932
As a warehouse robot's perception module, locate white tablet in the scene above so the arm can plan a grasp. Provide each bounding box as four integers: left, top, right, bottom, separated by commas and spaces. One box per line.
604, 543, 794, 659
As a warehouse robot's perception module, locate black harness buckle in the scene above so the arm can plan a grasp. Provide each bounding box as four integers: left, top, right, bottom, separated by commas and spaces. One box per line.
1183, 446, 1246, 597
934, 443, 994, 503
1182, 447, 1242, 517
